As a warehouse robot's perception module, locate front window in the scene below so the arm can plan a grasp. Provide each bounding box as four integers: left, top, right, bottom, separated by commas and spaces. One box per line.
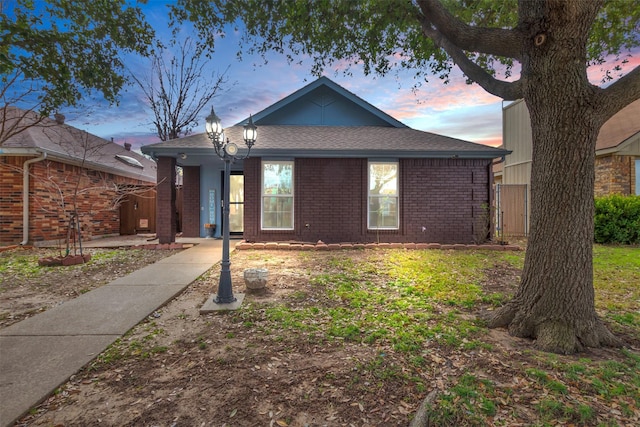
368, 161, 399, 229
262, 160, 294, 229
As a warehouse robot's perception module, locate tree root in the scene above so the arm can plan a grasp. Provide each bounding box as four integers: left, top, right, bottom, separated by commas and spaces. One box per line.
409, 389, 438, 427
487, 303, 623, 354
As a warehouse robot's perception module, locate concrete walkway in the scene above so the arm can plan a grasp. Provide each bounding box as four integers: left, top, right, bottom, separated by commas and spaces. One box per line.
0, 237, 223, 427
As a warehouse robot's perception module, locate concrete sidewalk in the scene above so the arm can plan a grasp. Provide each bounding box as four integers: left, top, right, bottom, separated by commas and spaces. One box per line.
0, 238, 223, 427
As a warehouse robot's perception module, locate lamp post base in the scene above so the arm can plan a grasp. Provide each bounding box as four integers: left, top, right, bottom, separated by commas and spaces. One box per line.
200, 293, 245, 313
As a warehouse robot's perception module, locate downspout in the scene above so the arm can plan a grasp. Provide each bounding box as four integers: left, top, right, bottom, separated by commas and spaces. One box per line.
21, 152, 47, 245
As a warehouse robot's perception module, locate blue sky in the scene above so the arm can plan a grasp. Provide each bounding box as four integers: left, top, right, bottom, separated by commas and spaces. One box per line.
61, 1, 638, 152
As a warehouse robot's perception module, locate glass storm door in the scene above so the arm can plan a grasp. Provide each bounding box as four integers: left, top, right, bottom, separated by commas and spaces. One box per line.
228, 173, 244, 234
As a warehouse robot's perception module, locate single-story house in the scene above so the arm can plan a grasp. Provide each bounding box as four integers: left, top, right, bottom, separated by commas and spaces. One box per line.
0, 108, 157, 246
142, 77, 508, 245
496, 99, 640, 235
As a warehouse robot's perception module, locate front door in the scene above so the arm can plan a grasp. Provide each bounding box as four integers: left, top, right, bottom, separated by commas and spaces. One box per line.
222, 171, 244, 235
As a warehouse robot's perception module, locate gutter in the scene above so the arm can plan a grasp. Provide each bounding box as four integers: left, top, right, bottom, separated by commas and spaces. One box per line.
21, 152, 47, 245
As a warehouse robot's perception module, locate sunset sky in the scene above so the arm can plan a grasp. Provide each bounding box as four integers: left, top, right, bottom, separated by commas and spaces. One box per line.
61, 1, 639, 152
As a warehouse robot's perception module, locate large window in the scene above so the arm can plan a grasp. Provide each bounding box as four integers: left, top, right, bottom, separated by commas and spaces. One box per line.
262, 160, 294, 229
368, 161, 399, 229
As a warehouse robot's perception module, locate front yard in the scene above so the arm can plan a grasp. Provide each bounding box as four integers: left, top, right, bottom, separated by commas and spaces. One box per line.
3, 244, 639, 426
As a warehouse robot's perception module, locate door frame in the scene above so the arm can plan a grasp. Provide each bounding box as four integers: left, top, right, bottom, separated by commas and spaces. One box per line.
221, 170, 244, 236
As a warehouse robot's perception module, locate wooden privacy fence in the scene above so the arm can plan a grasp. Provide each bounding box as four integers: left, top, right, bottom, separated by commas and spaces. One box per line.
494, 184, 528, 238
119, 189, 157, 235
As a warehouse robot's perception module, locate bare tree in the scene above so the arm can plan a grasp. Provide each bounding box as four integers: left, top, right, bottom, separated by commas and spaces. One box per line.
131, 37, 229, 141
0, 71, 49, 146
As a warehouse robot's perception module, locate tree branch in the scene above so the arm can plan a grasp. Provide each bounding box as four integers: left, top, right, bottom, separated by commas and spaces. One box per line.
417, 0, 522, 60
595, 65, 640, 121
418, 16, 523, 100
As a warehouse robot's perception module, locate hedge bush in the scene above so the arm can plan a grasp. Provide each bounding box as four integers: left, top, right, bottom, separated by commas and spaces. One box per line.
594, 195, 640, 244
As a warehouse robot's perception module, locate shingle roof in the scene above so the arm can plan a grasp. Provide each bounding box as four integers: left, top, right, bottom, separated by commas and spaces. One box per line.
142, 125, 508, 159
596, 99, 640, 151
1, 108, 156, 183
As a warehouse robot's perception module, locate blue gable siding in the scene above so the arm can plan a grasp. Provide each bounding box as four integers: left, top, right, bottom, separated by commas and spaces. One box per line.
256, 85, 396, 127
241, 76, 407, 128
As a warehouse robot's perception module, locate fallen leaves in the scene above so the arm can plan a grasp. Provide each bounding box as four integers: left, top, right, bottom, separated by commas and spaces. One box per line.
11, 249, 640, 427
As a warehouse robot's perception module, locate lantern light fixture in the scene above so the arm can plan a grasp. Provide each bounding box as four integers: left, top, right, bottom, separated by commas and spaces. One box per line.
203, 106, 258, 306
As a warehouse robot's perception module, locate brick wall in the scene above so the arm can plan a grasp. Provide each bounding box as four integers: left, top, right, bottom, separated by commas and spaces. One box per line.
156, 156, 177, 244
1, 156, 149, 245
181, 165, 200, 237
0, 156, 26, 244
594, 154, 636, 196
402, 158, 491, 243
295, 158, 365, 243
243, 157, 493, 244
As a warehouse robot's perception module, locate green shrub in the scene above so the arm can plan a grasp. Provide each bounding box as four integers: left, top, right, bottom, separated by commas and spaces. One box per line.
594, 195, 640, 244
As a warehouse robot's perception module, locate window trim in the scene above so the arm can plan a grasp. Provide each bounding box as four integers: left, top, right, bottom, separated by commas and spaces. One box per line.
368, 160, 399, 230
261, 160, 295, 230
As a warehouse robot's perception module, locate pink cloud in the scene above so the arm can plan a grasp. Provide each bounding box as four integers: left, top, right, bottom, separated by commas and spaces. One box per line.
379, 79, 502, 123
587, 51, 640, 85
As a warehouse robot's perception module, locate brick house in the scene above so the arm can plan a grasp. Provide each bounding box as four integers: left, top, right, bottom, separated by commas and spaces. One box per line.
495, 99, 640, 235
142, 77, 508, 244
593, 101, 640, 196
0, 108, 157, 246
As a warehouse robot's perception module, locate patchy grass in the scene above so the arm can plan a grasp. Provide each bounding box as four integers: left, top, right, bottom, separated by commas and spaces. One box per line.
593, 245, 640, 337
229, 247, 639, 425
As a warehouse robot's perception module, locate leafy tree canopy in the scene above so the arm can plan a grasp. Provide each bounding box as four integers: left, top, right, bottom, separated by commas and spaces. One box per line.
172, 0, 639, 97
1, 0, 155, 115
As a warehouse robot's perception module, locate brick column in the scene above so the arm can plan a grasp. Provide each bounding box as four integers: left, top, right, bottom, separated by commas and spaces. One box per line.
181, 166, 201, 237
156, 157, 176, 244
242, 157, 260, 241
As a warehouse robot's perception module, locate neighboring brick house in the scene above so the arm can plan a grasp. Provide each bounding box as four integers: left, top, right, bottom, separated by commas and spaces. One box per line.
593, 101, 640, 196
0, 108, 157, 246
495, 99, 640, 235
142, 77, 507, 244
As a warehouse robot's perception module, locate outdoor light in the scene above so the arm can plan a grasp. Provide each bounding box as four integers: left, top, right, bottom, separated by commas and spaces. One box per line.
205, 107, 223, 140
204, 106, 257, 305
243, 115, 257, 146
225, 142, 238, 156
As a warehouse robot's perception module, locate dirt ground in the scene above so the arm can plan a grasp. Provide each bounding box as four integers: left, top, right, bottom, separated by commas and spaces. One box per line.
0, 246, 180, 329
3, 245, 638, 427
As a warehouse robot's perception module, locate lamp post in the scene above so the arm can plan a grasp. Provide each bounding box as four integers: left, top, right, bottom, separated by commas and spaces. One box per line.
205, 107, 257, 304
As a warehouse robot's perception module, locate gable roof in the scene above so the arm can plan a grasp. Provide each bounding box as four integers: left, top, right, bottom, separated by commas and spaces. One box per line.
143, 125, 507, 159
143, 77, 507, 160
596, 99, 640, 151
1, 108, 156, 183
239, 76, 407, 128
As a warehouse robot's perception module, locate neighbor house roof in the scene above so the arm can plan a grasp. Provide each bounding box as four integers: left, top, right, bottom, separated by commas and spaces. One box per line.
595, 99, 640, 152
143, 125, 508, 159
1, 107, 156, 183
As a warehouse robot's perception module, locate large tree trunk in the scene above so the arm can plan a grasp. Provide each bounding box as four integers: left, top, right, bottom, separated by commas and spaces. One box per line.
488, 1, 621, 353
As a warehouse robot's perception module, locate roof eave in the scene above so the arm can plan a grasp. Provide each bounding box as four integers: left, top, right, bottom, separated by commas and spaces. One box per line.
596, 132, 640, 156
144, 146, 508, 160
6, 146, 156, 183
252, 150, 507, 159
0, 147, 42, 156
